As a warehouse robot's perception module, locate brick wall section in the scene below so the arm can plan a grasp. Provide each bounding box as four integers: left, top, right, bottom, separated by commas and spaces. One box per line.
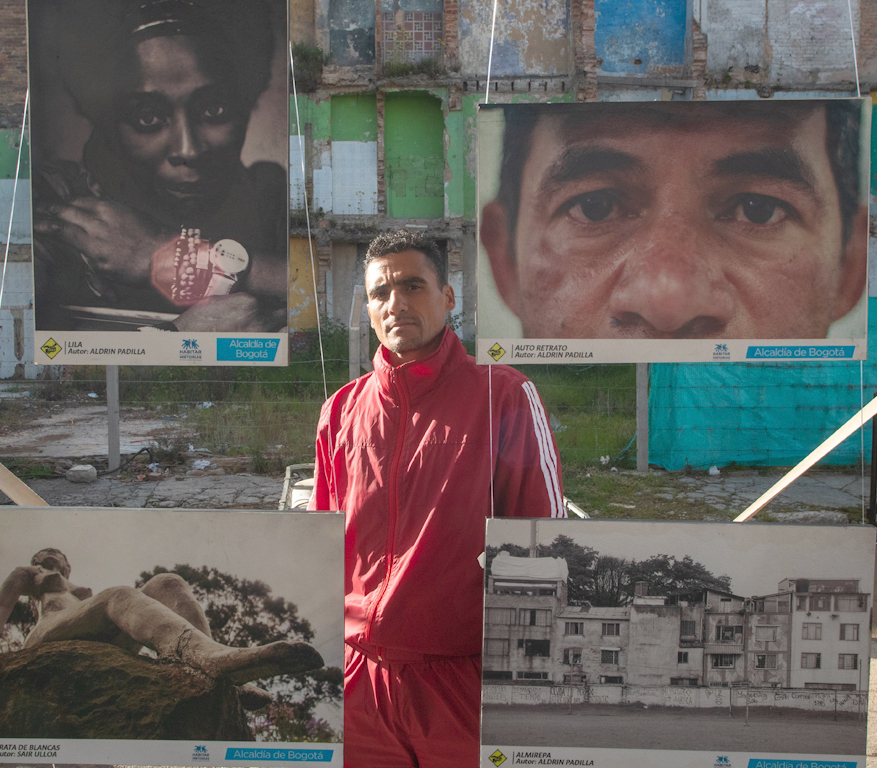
374, 0, 384, 71
859, 0, 877, 85
691, 18, 707, 100
375, 92, 386, 216
573, 0, 597, 102
0, 0, 27, 127
444, 0, 459, 71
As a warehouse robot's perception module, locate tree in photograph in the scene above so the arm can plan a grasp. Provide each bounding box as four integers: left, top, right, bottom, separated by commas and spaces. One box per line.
537, 535, 597, 605
138, 564, 342, 742
0, 599, 36, 654
590, 555, 630, 606
625, 554, 731, 600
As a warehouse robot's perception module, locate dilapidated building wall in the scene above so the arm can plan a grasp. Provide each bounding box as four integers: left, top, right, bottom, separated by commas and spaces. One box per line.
1, 0, 876, 373
627, 601, 704, 687
459, 0, 571, 77
0, 0, 33, 378
699, 0, 864, 89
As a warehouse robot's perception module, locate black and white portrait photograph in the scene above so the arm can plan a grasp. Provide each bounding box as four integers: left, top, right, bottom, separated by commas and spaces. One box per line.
27, 0, 289, 364
0, 507, 343, 767
480, 518, 873, 768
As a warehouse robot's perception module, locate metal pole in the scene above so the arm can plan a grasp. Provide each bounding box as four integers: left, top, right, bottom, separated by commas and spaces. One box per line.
106, 365, 120, 471
636, 363, 649, 473
348, 285, 366, 382
868, 390, 877, 525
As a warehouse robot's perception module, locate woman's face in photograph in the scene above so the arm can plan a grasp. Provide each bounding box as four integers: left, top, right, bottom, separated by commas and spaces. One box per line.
114, 34, 249, 212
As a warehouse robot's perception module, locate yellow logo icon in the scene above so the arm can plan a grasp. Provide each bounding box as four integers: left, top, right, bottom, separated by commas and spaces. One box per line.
41, 338, 62, 359
489, 750, 507, 766
488, 343, 506, 362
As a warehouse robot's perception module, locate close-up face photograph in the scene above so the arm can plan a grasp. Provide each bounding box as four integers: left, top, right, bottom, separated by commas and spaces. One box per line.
478, 99, 869, 359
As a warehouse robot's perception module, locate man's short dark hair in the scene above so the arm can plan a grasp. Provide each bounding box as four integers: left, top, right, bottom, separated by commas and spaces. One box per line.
495, 100, 863, 251
365, 230, 447, 286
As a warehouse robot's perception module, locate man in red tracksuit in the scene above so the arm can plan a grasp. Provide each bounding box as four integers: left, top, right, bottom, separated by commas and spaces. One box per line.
309, 230, 565, 767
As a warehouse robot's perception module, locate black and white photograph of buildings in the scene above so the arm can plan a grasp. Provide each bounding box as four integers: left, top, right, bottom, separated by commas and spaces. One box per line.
481, 518, 873, 756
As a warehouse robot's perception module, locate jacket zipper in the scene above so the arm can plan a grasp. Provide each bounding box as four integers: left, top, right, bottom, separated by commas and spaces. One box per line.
364, 367, 409, 655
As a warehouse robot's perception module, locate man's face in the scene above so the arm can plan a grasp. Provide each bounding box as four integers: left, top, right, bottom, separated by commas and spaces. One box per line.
366, 249, 456, 365
482, 106, 866, 339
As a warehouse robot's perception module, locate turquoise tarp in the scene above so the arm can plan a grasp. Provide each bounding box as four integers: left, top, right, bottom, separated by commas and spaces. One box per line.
648, 298, 877, 470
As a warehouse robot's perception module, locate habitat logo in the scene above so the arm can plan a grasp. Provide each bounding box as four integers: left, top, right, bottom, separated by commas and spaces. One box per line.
217, 337, 280, 362
712, 343, 730, 361
179, 338, 202, 361
746, 345, 854, 360
714, 757, 730, 767
192, 744, 210, 761
224, 748, 333, 762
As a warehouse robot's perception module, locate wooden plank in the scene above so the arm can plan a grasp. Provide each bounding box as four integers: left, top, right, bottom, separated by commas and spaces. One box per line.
0, 463, 49, 506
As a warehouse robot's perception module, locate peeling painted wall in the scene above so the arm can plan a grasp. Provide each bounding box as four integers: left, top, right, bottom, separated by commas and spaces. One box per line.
290, 0, 316, 46
328, 0, 375, 65
0, 260, 37, 378
699, 0, 862, 85
459, 0, 570, 76
0, 129, 31, 244
290, 96, 331, 210
289, 238, 319, 330
595, 0, 688, 75
384, 92, 444, 218
331, 95, 378, 215
380, 0, 442, 13
768, 0, 859, 84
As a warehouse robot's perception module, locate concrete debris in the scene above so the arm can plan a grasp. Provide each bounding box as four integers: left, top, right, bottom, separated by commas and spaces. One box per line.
65, 464, 97, 484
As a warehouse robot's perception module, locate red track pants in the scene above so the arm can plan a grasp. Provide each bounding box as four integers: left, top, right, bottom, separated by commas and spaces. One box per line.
343, 642, 482, 768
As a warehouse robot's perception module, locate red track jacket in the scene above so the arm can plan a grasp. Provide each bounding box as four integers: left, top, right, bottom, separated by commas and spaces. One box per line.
309, 328, 565, 658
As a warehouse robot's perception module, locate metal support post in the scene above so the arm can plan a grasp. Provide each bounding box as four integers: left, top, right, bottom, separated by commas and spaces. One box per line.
107, 365, 120, 471
348, 285, 366, 382
636, 363, 649, 474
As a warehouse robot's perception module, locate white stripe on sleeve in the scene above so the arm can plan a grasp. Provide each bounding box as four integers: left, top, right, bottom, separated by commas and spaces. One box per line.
522, 381, 565, 517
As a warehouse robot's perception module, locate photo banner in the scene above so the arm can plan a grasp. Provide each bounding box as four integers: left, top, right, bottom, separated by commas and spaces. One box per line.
476, 99, 870, 364
481, 518, 873, 768
27, 0, 290, 366
0, 507, 343, 766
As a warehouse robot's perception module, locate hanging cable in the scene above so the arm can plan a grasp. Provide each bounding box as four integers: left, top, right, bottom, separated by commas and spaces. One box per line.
846, 0, 864, 521
860, 361, 865, 524
0, 90, 29, 311
846, 0, 861, 97
290, 43, 328, 402
485, 0, 499, 104
489, 363, 495, 517
485, 0, 500, 516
